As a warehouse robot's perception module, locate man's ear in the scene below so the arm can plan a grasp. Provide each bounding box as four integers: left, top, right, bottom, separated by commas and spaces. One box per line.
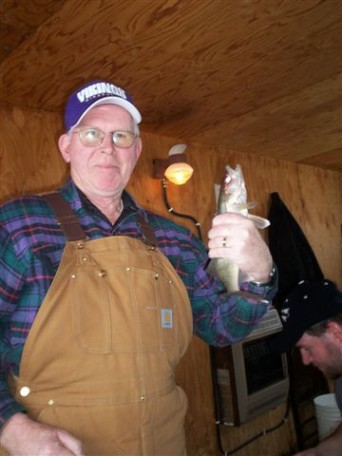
326, 321, 342, 342
58, 133, 71, 163
134, 137, 142, 160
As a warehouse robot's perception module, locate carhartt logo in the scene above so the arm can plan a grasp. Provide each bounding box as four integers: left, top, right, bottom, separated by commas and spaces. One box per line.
161, 308, 173, 329
77, 82, 127, 103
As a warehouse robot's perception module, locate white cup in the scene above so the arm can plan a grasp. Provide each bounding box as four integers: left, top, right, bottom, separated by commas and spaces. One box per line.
314, 393, 342, 441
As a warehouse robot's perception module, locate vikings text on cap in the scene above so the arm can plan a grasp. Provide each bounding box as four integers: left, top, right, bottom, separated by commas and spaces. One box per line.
76, 82, 127, 103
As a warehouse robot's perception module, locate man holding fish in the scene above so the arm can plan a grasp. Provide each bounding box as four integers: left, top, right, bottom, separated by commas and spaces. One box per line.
0, 79, 276, 455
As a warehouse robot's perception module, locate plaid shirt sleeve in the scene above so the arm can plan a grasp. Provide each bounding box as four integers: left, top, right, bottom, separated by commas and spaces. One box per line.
148, 214, 277, 346
0, 196, 63, 428
0, 225, 29, 425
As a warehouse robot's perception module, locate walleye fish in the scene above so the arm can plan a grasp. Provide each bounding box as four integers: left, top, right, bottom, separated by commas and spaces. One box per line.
208, 164, 270, 293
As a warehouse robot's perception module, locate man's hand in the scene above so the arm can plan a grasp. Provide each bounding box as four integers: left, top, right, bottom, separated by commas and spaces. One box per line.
0, 413, 85, 456
208, 212, 273, 283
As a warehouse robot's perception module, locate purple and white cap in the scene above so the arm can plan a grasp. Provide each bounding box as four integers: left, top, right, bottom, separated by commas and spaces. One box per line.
64, 79, 142, 131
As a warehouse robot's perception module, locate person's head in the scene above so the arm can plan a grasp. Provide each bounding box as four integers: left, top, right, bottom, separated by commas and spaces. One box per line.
58, 80, 142, 200
271, 279, 342, 379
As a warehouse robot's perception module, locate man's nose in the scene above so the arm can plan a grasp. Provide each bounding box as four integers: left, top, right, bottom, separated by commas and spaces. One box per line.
100, 133, 115, 155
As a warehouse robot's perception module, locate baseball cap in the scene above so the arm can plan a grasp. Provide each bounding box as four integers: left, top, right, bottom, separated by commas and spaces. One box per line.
64, 79, 142, 131
270, 279, 342, 353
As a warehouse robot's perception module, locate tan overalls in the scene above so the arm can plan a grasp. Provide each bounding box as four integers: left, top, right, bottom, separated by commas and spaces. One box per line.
8, 195, 193, 455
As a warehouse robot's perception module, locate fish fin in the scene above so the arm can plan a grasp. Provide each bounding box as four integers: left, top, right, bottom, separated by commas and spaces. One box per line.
247, 201, 257, 210
248, 214, 271, 229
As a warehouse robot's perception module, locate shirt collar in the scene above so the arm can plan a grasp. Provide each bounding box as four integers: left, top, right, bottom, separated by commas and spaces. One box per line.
59, 177, 143, 225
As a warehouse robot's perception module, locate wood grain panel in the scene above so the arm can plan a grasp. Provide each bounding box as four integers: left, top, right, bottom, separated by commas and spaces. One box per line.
0, 0, 341, 171
195, 74, 342, 167
0, 104, 66, 200
0, 102, 341, 455
0, 0, 65, 61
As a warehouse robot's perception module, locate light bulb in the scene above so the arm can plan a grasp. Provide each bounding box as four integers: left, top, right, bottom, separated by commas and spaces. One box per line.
164, 162, 194, 185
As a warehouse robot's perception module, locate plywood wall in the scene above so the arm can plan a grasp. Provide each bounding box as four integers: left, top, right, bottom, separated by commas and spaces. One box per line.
0, 103, 341, 455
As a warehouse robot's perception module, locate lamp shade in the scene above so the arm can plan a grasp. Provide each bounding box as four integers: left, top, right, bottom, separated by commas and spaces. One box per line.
164, 162, 194, 185
152, 143, 193, 185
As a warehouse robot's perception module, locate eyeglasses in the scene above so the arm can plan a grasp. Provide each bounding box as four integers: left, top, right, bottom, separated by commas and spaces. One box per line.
72, 128, 137, 149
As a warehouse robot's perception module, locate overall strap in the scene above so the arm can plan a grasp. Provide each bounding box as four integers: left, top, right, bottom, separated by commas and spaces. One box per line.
43, 192, 157, 245
137, 214, 157, 247
43, 192, 87, 241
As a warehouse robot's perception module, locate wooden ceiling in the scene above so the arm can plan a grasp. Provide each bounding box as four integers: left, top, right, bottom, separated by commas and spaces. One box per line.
1, 0, 342, 172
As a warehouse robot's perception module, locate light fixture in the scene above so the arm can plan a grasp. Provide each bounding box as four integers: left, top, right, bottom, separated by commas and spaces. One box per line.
153, 144, 193, 185
152, 144, 202, 239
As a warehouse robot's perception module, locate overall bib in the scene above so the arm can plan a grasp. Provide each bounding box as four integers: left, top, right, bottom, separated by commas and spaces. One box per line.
8, 198, 193, 455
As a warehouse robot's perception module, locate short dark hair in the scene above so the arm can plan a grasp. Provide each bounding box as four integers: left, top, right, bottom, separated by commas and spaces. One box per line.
306, 312, 342, 337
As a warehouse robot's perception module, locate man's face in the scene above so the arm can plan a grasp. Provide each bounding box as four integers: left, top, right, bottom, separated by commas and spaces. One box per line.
58, 104, 142, 200
297, 331, 342, 379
